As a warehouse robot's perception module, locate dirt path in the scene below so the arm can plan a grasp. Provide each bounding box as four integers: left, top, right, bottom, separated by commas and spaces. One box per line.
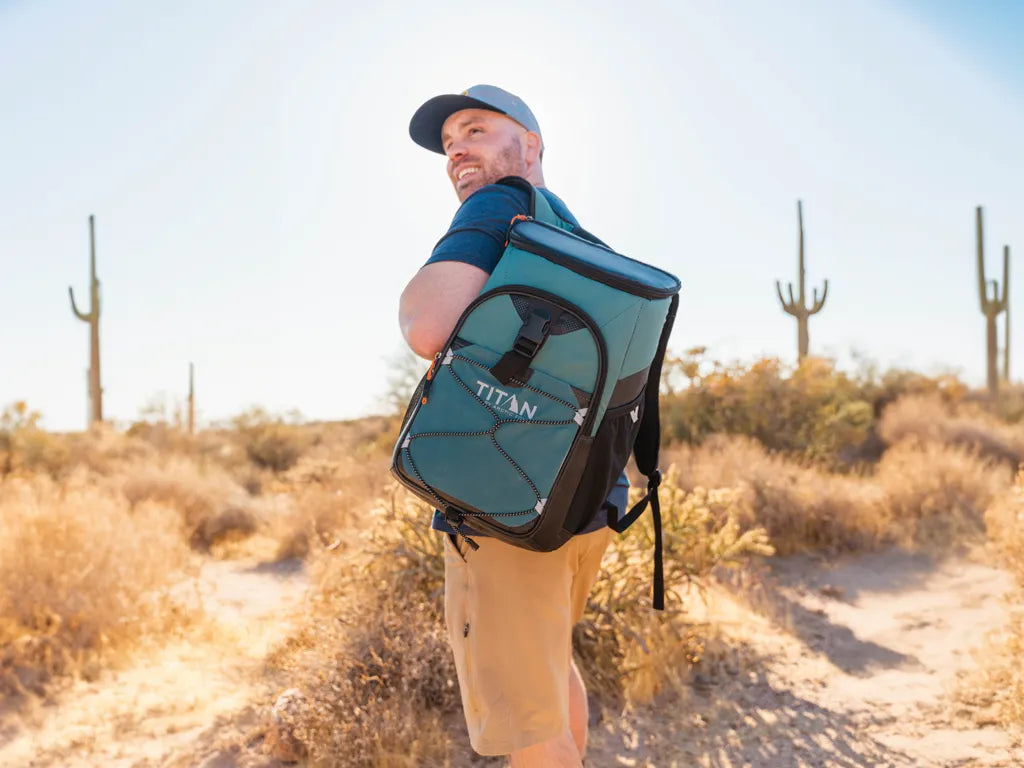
2, 549, 1021, 767
0, 557, 307, 768
589, 549, 1024, 767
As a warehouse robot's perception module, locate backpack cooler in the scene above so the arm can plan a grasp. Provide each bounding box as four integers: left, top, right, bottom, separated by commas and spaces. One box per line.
392, 177, 681, 608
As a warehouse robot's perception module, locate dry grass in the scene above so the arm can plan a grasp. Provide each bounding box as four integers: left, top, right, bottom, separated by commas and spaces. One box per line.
986, 470, 1024, 585
577, 474, 773, 703
665, 436, 889, 555
662, 427, 1009, 556
0, 472, 195, 706
876, 439, 1008, 548
267, 484, 459, 767
878, 393, 1024, 465
121, 458, 259, 551
263, 438, 393, 562
960, 470, 1024, 727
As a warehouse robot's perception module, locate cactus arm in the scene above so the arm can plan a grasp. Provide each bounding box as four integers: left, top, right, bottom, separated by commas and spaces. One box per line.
775, 280, 789, 309
977, 206, 989, 310
809, 279, 829, 314
1005, 246, 1012, 381
1001, 244, 1010, 307
776, 280, 799, 315
797, 200, 805, 303
69, 286, 91, 321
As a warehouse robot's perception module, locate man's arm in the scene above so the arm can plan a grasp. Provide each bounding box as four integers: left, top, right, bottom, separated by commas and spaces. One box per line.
399, 261, 490, 359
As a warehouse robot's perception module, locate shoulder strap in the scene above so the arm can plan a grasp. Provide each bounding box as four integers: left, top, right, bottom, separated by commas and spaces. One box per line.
531, 187, 559, 226
495, 175, 559, 227
606, 293, 680, 610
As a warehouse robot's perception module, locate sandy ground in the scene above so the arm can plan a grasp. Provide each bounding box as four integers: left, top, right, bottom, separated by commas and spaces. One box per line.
585, 549, 1024, 767
1, 548, 1021, 767
0, 557, 308, 768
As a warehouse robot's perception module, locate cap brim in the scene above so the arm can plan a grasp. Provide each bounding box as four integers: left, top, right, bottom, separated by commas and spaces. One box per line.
409, 94, 507, 155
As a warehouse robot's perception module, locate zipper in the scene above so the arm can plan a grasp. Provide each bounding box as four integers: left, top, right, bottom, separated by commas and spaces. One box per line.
508, 219, 680, 299
419, 351, 442, 405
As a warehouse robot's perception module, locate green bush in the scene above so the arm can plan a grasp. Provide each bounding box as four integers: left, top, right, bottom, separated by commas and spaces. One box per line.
659, 350, 966, 467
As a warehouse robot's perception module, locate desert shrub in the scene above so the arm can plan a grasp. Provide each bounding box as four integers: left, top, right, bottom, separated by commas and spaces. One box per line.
0, 401, 72, 478
878, 394, 1023, 465
876, 440, 1009, 547
957, 473, 1024, 727
121, 458, 258, 550
266, 450, 392, 562
661, 433, 1010, 555
576, 472, 773, 702
0, 473, 194, 703
660, 351, 966, 467
662, 355, 873, 466
985, 469, 1024, 587
125, 419, 200, 457
664, 436, 889, 555
232, 407, 310, 473
269, 484, 458, 766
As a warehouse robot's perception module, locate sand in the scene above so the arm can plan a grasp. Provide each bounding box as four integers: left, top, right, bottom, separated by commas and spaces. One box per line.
1, 548, 1021, 767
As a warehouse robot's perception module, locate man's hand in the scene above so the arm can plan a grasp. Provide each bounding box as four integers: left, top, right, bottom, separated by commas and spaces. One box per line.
399, 261, 491, 359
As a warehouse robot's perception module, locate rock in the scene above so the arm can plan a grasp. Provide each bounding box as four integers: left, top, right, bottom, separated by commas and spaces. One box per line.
264, 687, 308, 763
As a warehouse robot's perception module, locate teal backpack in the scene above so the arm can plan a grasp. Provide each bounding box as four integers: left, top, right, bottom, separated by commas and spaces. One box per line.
392, 177, 680, 608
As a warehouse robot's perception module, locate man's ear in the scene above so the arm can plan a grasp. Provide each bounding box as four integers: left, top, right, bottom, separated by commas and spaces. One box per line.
524, 131, 543, 164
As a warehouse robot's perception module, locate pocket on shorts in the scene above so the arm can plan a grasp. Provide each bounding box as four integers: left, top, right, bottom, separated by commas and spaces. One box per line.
444, 532, 469, 564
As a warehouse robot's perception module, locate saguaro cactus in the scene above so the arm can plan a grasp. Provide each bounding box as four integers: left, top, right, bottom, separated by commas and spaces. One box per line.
1004, 246, 1012, 384
69, 215, 102, 426
776, 200, 828, 360
976, 206, 1009, 399
188, 362, 196, 434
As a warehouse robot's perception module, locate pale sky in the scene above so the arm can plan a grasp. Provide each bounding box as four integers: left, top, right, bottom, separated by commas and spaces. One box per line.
1, 0, 1022, 431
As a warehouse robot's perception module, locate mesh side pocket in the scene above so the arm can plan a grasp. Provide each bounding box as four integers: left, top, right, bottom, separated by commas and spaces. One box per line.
564, 389, 645, 533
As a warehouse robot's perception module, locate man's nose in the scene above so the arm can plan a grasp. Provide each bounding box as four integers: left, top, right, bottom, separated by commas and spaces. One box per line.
447, 141, 467, 162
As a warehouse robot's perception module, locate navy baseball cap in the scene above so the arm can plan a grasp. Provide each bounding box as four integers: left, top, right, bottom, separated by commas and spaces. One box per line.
409, 85, 544, 155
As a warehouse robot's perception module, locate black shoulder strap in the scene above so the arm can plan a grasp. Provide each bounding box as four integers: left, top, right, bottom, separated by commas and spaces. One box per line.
495, 174, 533, 207
607, 293, 680, 610
495, 175, 559, 226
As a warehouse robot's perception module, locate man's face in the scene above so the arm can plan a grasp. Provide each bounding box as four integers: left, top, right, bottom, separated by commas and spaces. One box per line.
441, 109, 529, 202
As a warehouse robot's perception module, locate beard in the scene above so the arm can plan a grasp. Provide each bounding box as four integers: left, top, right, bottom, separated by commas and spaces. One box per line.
455, 136, 527, 201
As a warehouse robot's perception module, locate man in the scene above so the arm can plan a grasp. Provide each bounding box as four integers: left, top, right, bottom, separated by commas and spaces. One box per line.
399, 85, 627, 767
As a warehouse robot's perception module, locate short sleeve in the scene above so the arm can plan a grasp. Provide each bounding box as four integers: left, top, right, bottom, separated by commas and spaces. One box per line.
426, 184, 531, 274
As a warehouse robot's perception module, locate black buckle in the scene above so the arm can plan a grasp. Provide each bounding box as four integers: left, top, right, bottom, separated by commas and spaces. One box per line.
512, 311, 550, 357
491, 309, 551, 386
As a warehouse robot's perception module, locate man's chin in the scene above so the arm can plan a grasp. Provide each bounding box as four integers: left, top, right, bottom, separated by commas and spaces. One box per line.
455, 179, 485, 202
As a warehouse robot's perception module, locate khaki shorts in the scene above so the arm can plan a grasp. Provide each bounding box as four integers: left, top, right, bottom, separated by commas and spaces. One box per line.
443, 526, 614, 756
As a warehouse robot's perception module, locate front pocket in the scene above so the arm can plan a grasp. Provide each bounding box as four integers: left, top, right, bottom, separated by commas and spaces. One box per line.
404, 340, 592, 529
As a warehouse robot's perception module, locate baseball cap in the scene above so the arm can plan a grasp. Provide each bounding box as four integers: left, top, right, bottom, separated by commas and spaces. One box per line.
409, 84, 544, 155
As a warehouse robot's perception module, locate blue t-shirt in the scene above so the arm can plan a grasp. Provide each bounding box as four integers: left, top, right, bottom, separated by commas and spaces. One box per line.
425, 181, 629, 536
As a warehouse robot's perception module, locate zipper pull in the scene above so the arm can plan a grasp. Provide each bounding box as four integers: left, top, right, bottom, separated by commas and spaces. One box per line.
504, 214, 533, 247
421, 351, 442, 405
444, 508, 480, 551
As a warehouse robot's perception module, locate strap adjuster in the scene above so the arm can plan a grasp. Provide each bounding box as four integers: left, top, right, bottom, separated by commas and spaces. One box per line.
647, 469, 662, 491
